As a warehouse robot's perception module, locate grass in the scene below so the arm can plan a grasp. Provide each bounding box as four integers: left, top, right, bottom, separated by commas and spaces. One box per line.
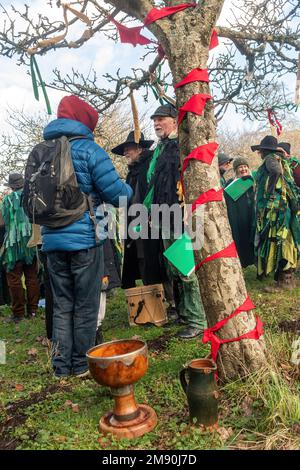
0, 266, 299, 450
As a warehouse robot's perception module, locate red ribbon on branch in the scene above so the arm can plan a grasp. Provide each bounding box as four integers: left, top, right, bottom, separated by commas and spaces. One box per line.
209, 29, 219, 50
195, 241, 238, 271
175, 68, 209, 89
144, 3, 197, 26
267, 108, 283, 136
178, 93, 212, 124
191, 188, 223, 212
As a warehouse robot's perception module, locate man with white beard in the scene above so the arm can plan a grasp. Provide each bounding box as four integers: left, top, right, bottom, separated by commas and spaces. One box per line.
143, 104, 207, 339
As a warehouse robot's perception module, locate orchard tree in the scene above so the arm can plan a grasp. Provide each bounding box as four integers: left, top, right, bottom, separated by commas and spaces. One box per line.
1, 0, 300, 380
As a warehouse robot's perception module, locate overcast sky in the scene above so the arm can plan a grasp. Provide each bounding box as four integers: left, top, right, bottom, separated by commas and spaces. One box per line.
0, 0, 298, 135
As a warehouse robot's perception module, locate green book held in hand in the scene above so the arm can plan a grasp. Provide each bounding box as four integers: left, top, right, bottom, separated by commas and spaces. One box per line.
224, 176, 254, 201
163, 232, 196, 277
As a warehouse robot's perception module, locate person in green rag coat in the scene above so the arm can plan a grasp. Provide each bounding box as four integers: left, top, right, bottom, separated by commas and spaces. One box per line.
278, 141, 300, 189
224, 157, 255, 268
0, 173, 40, 322
251, 136, 300, 290
144, 104, 207, 339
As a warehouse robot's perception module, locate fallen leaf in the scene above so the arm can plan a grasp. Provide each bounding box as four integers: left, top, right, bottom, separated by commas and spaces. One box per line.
15, 383, 24, 391
9, 350, 16, 355
27, 348, 38, 357
63, 400, 73, 408
36, 336, 44, 343
55, 435, 67, 443
216, 426, 234, 441
41, 338, 49, 347
71, 403, 79, 413
241, 396, 253, 417
97, 437, 110, 448
15, 339, 22, 344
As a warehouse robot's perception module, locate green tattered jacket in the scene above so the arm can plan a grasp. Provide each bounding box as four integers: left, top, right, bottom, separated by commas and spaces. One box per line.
254, 152, 300, 277
0, 190, 35, 272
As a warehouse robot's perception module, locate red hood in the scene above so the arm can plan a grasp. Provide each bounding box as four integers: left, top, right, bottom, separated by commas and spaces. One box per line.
57, 95, 99, 132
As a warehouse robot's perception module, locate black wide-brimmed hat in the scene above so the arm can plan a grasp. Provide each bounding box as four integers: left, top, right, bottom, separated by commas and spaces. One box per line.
251, 135, 281, 152
4, 173, 24, 191
111, 131, 154, 156
278, 142, 291, 155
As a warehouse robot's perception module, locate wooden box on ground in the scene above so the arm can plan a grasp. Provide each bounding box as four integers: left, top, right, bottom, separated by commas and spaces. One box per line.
125, 284, 167, 327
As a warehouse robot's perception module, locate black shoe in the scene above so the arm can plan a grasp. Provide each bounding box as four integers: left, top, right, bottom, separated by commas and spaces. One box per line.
95, 326, 103, 345
5, 315, 24, 324
176, 326, 203, 339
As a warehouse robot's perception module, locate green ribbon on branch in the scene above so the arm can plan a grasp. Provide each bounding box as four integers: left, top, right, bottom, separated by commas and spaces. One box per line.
30, 55, 52, 115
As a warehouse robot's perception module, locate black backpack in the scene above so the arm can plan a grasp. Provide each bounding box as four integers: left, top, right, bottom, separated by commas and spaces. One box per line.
23, 136, 96, 229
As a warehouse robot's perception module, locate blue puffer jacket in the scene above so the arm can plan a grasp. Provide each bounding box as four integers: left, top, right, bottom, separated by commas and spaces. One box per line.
41, 118, 133, 252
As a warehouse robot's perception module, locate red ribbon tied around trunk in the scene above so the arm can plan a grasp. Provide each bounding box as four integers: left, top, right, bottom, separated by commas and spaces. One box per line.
178, 93, 212, 124
267, 108, 283, 136
191, 188, 223, 212
209, 29, 219, 50
175, 68, 209, 89
202, 295, 264, 378
180, 142, 219, 194
111, 19, 152, 46
144, 3, 197, 26
195, 241, 238, 271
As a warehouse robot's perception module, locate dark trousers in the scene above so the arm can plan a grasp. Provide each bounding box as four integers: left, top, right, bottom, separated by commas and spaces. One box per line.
40, 252, 54, 340
47, 246, 103, 376
6, 261, 40, 318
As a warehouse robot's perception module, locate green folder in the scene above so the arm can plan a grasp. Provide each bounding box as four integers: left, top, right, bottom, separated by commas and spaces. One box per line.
163, 232, 196, 277
224, 176, 254, 201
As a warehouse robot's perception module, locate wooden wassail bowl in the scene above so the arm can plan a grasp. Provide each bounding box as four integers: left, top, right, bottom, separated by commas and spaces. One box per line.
87, 339, 157, 439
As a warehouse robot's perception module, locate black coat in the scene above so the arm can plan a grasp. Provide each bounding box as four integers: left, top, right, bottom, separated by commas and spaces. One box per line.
122, 149, 167, 288
224, 177, 255, 268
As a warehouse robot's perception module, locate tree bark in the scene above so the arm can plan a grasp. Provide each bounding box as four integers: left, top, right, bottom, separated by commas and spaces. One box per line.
107, 0, 267, 381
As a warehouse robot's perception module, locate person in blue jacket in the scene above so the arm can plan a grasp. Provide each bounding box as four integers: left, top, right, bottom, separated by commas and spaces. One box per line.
42, 95, 132, 379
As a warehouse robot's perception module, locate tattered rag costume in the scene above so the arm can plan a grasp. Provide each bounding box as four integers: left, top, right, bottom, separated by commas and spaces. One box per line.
255, 152, 300, 281
1, 190, 39, 319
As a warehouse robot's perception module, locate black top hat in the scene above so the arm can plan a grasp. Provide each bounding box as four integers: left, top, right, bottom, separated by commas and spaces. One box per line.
150, 104, 177, 119
218, 152, 233, 166
4, 173, 24, 191
251, 135, 281, 152
278, 142, 291, 155
111, 131, 154, 156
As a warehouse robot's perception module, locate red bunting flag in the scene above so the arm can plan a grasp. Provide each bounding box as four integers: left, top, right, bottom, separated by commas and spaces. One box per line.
111, 19, 152, 46
195, 241, 238, 271
178, 93, 212, 124
175, 68, 209, 89
209, 29, 219, 50
144, 3, 197, 26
